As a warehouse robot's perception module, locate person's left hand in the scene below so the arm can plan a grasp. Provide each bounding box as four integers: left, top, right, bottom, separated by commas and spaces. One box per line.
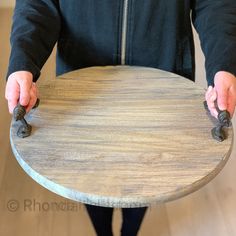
205, 71, 236, 119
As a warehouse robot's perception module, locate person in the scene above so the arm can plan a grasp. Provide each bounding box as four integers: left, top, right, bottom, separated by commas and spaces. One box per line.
5, 1, 236, 235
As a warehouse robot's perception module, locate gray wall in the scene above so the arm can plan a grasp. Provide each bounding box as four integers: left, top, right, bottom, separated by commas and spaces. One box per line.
0, 0, 15, 8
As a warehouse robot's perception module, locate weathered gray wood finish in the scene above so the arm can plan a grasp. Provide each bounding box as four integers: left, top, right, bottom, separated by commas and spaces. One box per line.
10, 66, 233, 208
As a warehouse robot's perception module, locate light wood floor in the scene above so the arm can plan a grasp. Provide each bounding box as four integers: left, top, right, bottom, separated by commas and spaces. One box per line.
1, 8, 236, 236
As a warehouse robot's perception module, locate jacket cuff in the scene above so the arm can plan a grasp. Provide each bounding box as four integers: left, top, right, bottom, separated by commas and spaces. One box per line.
207, 64, 236, 86
6, 56, 41, 82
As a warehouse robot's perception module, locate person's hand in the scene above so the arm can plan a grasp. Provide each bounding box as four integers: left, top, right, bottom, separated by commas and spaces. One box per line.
205, 71, 236, 119
5, 71, 38, 114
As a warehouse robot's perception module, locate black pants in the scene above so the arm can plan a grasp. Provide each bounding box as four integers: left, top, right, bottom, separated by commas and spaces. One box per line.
85, 204, 147, 236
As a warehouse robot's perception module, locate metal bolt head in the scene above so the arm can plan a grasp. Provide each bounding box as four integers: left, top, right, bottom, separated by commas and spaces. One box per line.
211, 126, 226, 142
218, 110, 231, 127
13, 104, 26, 121
17, 123, 32, 138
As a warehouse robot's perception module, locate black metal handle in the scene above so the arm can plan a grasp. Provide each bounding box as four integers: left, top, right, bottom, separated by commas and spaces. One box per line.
203, 100, 231, 142
13, 98, 40, 138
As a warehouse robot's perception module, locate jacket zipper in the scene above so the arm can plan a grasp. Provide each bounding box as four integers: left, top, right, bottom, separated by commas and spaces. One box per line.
121, 0, 129, 65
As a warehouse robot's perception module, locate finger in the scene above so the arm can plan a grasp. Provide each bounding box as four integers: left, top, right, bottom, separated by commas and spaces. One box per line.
206, 86, 217, 103
33, 83, 40, 98
227, 90, 236, 117
208, 104, 218, 118
25, 98, 37, 113
206, 87, 218, 118
215, 86, 228, 111
210, 90, 217, 102
25, 88, 37, 113
227, 102, 235, 118
18, 79, 32, 106
31, 83, 38, 97
205, 86, 214, 103
8, 97, 19, 114
205, 86, 212, 100
5, 80, 20, 114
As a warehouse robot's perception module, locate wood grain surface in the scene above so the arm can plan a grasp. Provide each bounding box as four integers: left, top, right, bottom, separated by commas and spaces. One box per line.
10, 66, 233, 208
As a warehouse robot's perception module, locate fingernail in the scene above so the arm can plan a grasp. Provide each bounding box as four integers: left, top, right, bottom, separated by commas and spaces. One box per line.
218, 105, 227, 111
20, 98, 28, 106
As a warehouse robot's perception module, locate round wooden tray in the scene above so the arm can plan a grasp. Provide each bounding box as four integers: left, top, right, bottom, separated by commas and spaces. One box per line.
10, 66, 233, 208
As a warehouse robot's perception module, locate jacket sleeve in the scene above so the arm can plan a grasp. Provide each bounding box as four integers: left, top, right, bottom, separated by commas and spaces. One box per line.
192, 0, 236, 86
7, 0, 61, 82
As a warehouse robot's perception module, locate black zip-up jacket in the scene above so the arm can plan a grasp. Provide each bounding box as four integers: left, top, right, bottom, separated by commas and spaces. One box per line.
7, 0, 236, 86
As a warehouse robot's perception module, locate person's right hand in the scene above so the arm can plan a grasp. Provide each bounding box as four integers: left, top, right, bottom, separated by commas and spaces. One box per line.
5, 71, 38, 114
